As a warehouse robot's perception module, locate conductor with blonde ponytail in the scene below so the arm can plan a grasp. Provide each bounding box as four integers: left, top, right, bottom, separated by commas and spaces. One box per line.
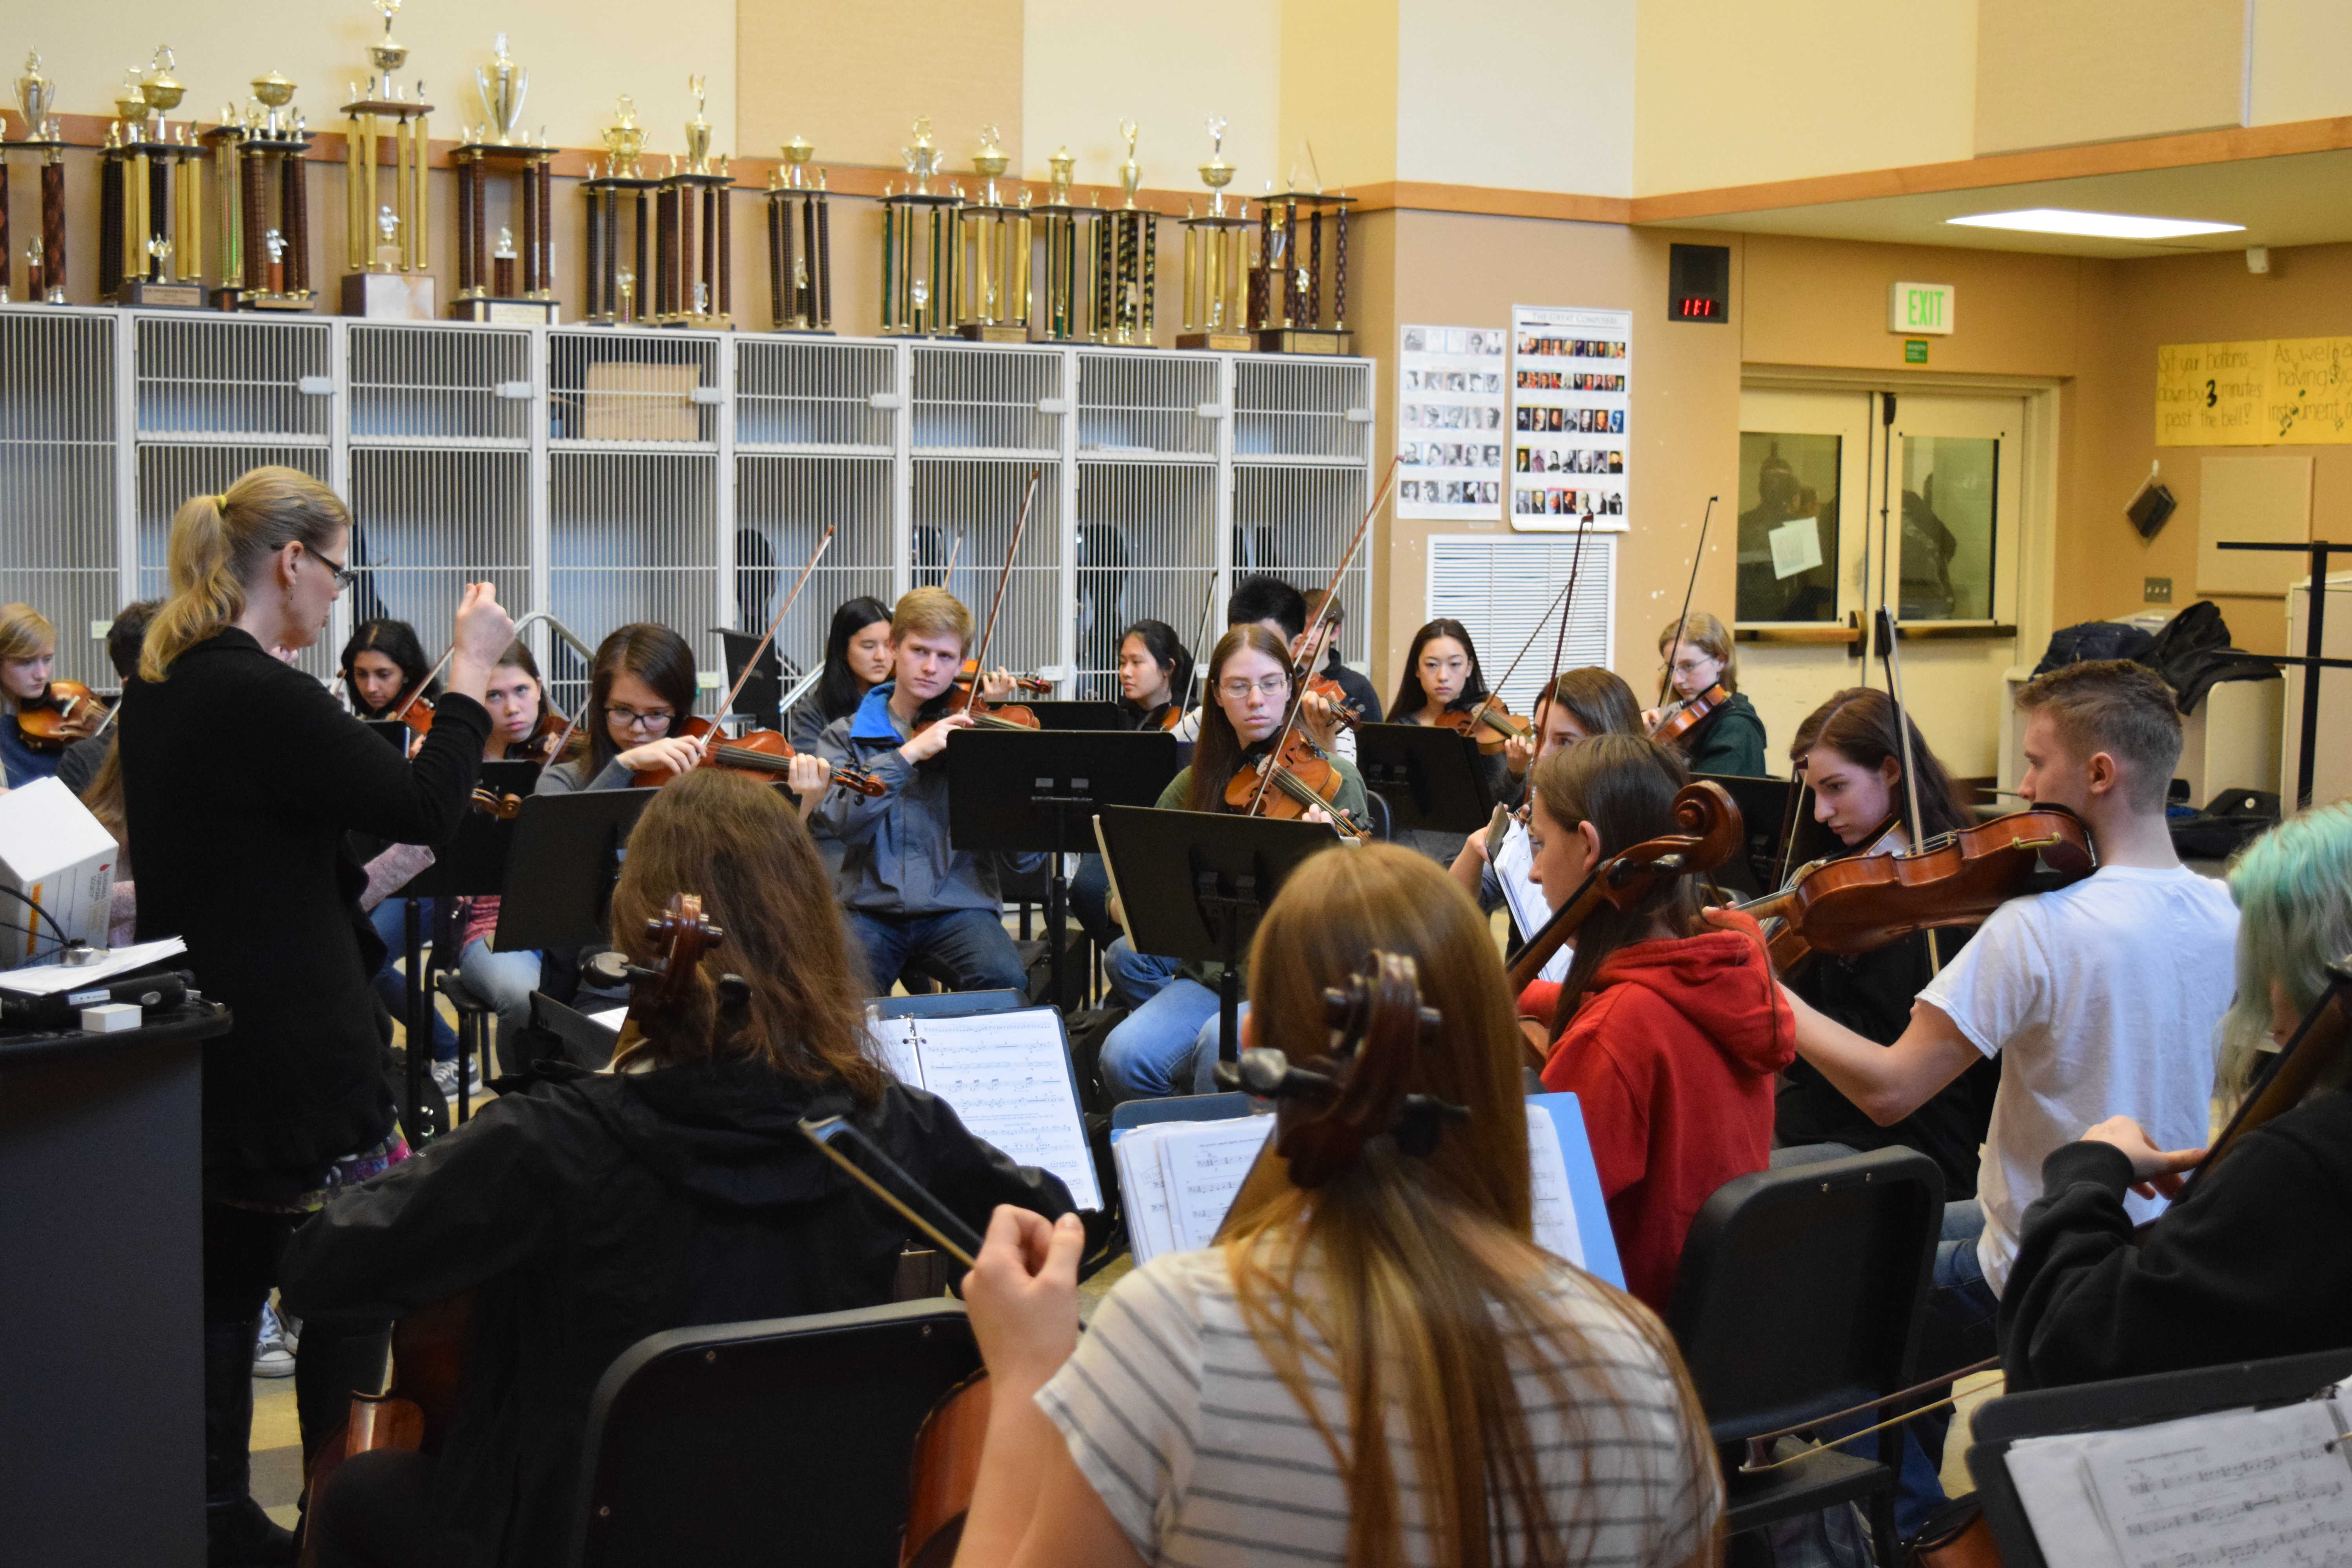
118, 465, 515, 1564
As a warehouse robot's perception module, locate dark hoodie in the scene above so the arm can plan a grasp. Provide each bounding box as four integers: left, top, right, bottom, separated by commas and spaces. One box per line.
281, 1059, 1074, 1568
1537, 921, 1796, 1310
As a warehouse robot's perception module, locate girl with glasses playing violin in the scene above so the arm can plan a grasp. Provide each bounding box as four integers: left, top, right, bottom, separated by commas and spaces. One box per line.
1094, 625, 1370, 1105
533, 624, 705, 797
1642, 612, 1765, 777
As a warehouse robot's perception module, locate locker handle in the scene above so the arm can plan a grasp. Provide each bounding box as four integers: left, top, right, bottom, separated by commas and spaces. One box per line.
1196, 403, 1228, 420
1038, 397, 1072, 415
297, 376, 334, 396
1344, 407, 1374, 424
869, 392, 904, 410
494, 381, 532, 401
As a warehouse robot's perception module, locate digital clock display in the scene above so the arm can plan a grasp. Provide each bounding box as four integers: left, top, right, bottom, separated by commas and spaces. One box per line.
1668, 243, 1730, 326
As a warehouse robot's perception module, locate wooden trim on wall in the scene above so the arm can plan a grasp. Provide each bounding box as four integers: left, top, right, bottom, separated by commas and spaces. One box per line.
1347, 181, 1635, 223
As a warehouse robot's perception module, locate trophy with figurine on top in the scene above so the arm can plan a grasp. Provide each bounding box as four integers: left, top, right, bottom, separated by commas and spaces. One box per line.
2, 52, 68, 305
205, 68, 318, 310
762, 133, 830, 333
1178, 115, 1250, 351
451, 33, 555, 322
338, 0, 434, 318
100, 49, 207, 308
652, 75, 731, 328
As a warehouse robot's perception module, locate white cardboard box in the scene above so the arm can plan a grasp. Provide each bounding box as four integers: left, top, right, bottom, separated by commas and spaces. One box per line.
0, 777, 118, 964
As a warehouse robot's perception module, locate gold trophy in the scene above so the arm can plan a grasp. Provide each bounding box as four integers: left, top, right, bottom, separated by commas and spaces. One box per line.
652, 74, 731, 328
205, 68, 318, 310
762, 134, 831, 332
1178, 115, 1250, 351
451, 33, 555, 322
1096, 120, 1156, 348
953, 125, 1030, 342
1, 52, 69, 305
1032, 144, 1101, 344
99, 50, 206, 308
583, 94, 653, 325
1252, 144, 1353, 354
878, 117, 958, 338
338, 0, 432, 318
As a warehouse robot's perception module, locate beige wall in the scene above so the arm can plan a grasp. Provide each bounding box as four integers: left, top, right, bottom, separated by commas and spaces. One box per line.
1974, 0, 2246, 155
1021, 0, 1282, 191
1397, 0, 1632, 196
1279, 0, 1400, 189
2250, 0, 2352, 125
739, 0, 1024, 174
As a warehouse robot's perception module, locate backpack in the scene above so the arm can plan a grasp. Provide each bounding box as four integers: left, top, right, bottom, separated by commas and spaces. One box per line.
2136, 601, 2282, 714
2031, 621, 2155, 676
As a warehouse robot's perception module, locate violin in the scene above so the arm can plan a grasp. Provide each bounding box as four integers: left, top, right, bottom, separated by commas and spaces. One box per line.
916, 470, 1045, 742
956, 660, 1049, 697
631, 715, 888, 796
503, 705, 567, 764
1436, 696, 1528, 755
1303, 671, 1365, 732
15, 679, 105, 751
1648, 682, 1730, 746
1505, 781, 1744, 1068
1224, 731, 1372, 841
1735, 814, 1906, 972
1737, 806, 2096, 969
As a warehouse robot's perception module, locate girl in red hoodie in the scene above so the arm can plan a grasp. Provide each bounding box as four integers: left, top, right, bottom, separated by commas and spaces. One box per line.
1520, 733, 1795, 1310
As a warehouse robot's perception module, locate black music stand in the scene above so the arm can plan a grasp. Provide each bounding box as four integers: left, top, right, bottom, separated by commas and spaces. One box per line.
491, 787, 661, 954
389, 759, 541, 1138
2215, 539, 2352, 809
716, 629, 785, 730
1019, 701, 1127, 731
1093, 805, 1343, 1064
1694, 772, 1796, 899
946, 730, 1181, 1009
1352, 722, 1494, 833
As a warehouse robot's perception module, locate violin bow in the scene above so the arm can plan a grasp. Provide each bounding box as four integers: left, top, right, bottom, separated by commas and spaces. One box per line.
1656, 495, 1718, 709
716, 523, 837, 728
1467, 559, 1575, 737
1523, 515, 1591, 751
940, 531, 962, 590
1875, 603, 1942, 973
959, 470, 1042, 718
1249, 457, 1400, 816
1180, 574, 1218, 713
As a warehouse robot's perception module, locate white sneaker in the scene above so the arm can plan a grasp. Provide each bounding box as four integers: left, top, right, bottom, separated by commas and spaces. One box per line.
277, 1302, 301, 1356
253, 1301, 294, 1378
430, 1056, 481, 1097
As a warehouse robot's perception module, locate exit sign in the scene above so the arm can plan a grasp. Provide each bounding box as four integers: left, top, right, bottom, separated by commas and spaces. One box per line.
1889, 281, 1955, 336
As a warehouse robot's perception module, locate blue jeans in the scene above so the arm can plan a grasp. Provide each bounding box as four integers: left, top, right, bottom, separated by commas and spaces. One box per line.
1070, 855, 1119, 951
458, 940, 543, 1071
1098, 982, 1246, 1104
844, 907, 1029, 996
369, 897, 457, 1060
1102, 936, 1180, 1011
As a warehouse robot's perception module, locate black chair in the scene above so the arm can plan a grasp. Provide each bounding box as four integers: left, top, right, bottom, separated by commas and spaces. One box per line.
1359, 786, 1393, 842
434, 970, 496, 1121
1666, 1147, 1944, 1567
570, 1299, 980, 1568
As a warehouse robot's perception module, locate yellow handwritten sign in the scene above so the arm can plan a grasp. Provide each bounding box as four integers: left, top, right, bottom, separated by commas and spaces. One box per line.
2156, 340, 2266, 446
2158, 336, 2352, 445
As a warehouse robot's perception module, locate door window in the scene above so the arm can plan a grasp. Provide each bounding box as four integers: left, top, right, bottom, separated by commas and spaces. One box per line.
1898, 436, 1998, 622
1735, 431, 1840, 624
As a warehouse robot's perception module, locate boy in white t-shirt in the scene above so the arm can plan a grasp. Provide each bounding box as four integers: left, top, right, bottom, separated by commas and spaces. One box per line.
1746, 660, 2239, 1519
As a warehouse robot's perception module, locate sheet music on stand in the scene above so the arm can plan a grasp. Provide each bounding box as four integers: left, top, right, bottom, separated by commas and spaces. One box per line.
1489, 815, 1570, 984
2003, 1395, 2352, 1568
862, 1006, 1102, 1212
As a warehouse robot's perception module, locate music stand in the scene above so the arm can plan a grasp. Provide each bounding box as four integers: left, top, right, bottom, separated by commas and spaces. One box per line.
946, 730, 1181, 1009
492, 787, 661, 954
1352, 722, 1494, 833
1019, 701, 1128, 731
715, 629, 786, 730
1093, 804, 1345, 1064
363, 719, 409, 753
1694, 772, 1796, 899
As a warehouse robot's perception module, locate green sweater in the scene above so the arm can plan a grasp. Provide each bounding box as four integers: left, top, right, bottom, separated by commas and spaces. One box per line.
1152, 753, 1370, 985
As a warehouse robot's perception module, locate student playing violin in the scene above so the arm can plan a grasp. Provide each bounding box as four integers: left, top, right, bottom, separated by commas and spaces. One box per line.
1771, 688, 1998, 1199
810, 588, 1044, 996
283, 769, 1076, 1568
452, 641, 554, 1053
1999, 800, 2352, 1394
340, 617, 438, 722
1095, 625, 1369, 1103
56, 599, 156, 796
0, 602, 102, 785
951, 842, 1719, 1568
785, 595, 893, 756
1167, 575, 1350, 758
1299, 586, 1383, 724
1520, 733, 1795, 1312
1112, 618, 1191, 730
1643, 612, 1766, 777
1386, 617, 1514, 866
533, 624, 706, 795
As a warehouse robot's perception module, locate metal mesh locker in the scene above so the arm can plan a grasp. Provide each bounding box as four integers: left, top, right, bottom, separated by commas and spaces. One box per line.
1074, 463, 1216, 699
910, 457, 1061, 679
349, 323, 533, 445
1231, 460, 1372, 669
1233, 356, 1372, 463
910, 343, 1061, 454
548, 329, 721, 446
549, 450, 719, 718
134, 442, 338, 681
736, 338, 896, 451
0, 309, 121, 691
1076, 348, 1218, 457
733, 454, 895, 680
348, 448, 532, 644
135, 314, 334, 440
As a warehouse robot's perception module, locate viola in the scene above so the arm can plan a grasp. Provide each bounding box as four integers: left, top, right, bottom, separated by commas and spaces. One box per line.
1505, 780, 1744, 1067
1648, 682, 1730, 746
1735, 814, 1906, 973
15, 679, 105, 751
1436, 696, 1528, 755
1303, 671, 1365, 732
1223, 731, 1372, 841
630, 715, 887, 795
1737, 806, 2095, 967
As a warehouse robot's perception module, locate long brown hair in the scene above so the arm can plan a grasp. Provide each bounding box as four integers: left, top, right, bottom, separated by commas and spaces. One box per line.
1219, 844, 1717, 1568
1530, 733, 1701, 1029
82, 734, 126, 848
142, 467, 348, 682
1186, 623, 1292, 813
605, 769, 880, 1096
579, 623, 698, 775
1788, 688, 1969, 847
1544, 666, 1641, 740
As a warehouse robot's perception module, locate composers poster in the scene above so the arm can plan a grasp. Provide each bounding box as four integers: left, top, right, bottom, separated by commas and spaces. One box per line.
1396, 325, 1508, 521
1509, 305, 1631, 532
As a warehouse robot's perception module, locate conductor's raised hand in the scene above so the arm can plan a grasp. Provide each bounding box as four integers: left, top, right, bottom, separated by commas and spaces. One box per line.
445, 582, 517, 704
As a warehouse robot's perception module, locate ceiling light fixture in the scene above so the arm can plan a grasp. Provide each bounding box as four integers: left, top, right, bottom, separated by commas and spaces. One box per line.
1945, 208, 2245, 241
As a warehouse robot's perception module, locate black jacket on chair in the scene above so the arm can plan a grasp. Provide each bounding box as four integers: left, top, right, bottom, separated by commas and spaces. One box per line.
120, 628, 490, 1183
281, 1059, 1075, 1568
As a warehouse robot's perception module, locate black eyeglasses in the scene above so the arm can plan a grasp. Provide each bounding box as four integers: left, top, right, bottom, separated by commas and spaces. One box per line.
302, 543, 359, 590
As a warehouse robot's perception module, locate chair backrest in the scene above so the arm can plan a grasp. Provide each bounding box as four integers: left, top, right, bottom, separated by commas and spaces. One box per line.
1666, 1147, 1943, 1445
868, 989, 1028, 1019
570, 1298, 979, 1568
1109, 1090, 1256, 1132
1360, 786, 1393, 842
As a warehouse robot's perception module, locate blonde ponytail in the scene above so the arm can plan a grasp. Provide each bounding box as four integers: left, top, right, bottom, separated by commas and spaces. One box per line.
140, 466, 348, 682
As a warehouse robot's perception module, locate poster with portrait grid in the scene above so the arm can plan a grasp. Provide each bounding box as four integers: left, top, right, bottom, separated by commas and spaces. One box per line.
1509, 305, 1631, 532
1395, 325, 1508, 521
